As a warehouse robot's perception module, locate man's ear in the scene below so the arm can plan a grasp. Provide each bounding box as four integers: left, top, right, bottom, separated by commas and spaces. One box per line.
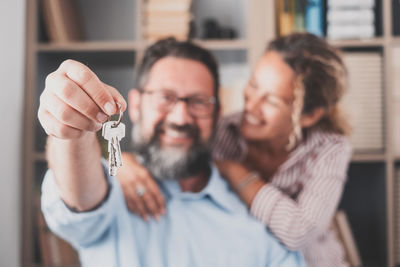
128, 89, 141, 122
300, 107, 325, 128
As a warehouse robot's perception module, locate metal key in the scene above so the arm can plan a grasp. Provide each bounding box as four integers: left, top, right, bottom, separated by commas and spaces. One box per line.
102, 120, 125, 176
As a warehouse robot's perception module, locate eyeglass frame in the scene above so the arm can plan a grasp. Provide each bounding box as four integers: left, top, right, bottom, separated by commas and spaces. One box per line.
138, 88, 217, 118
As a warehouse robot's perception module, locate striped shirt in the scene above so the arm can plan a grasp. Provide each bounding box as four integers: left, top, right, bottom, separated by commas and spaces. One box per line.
212, 112, 352, 267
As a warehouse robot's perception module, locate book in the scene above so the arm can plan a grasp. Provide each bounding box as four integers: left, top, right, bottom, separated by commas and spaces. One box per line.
146, 23, 190, 34
333, 211, 362, 266
146, 0, 191, 13
293, 0, 306, 32
328, 0, 374, 9
42, 0, 85, 43
276, 0, 294, 36
327, 24, 375, 39
144, 0, 193, 41
305, 0, 324, 36
327, 8, 375, 25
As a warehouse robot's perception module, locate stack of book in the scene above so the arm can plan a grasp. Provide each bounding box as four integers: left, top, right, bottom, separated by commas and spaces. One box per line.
144, 0, 193, 41
341, 52, 384, 152
327, 0, 375, 40
276, 0, 324, 37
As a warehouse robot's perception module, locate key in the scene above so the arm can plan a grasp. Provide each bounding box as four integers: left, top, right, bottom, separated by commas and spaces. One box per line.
102, 121, 125, 176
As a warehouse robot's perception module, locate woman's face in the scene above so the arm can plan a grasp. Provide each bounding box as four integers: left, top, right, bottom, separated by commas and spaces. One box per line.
240, 51, 296, 143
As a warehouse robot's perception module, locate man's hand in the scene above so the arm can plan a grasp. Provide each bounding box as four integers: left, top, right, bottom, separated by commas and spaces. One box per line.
118, 153, 166, 221
39, 59, 127, 212
38, 59, 127, 139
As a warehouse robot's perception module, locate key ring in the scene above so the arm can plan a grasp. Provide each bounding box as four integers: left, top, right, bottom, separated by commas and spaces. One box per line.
108, 102, 123, 128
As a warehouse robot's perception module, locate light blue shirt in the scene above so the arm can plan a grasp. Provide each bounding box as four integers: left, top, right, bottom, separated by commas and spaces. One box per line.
41, 163, 306, 267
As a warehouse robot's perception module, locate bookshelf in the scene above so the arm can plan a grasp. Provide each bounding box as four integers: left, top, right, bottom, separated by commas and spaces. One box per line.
23, 0, 273, 266
22, 0, 399, 266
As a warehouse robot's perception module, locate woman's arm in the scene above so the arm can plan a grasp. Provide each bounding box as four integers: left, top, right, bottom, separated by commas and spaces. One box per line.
251, 140, 352, 250
215, 160, 266, 206
218, 140, 352, 251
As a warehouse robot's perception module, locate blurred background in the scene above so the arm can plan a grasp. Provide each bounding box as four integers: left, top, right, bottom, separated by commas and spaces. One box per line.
2, 0, 400, 266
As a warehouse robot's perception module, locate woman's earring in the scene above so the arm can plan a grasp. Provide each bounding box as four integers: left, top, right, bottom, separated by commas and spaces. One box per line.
285, 132, 297, 151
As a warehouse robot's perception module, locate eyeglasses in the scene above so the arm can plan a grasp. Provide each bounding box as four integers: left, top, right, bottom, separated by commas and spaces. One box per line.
140, 89, 216, 118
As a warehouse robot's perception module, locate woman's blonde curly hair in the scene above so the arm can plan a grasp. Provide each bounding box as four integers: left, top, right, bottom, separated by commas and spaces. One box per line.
268, 33, 350, 137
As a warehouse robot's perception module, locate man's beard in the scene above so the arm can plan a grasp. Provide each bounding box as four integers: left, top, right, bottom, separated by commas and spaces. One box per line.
131, 120, 212, 181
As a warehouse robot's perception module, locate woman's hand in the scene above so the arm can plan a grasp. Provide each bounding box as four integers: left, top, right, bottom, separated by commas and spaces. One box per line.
215, 160, 265, 207
118, 152, 166, 221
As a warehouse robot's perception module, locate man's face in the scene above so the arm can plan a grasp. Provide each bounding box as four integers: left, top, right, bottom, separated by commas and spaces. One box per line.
128, 57, 216, 180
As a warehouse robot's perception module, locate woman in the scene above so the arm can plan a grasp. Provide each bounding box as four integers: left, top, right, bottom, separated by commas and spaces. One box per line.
118, 33, 352, 267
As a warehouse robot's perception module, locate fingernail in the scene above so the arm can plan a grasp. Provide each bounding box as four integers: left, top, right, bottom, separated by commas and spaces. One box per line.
154, 215, 159, 221
144, 215, 149, 222
97, 112, 108, 123
104, 102, 116, 115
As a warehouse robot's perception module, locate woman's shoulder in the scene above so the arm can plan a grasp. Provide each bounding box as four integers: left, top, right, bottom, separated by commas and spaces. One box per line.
307, 129, 351, 148
304, 129, 352, 159
212, 112, 246, 161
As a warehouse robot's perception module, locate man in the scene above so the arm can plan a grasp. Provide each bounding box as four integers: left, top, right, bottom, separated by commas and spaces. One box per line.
39, 38, 306, 267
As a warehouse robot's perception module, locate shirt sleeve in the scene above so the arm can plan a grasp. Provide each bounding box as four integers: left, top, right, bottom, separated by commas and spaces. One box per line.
40, 160, 126, 249
250, 138, 352, 250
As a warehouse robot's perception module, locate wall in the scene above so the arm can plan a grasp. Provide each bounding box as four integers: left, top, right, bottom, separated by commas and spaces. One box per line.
0, 0, 26, 266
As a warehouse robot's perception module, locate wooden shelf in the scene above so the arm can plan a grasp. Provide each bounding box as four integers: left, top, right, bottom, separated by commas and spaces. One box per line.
37, 39, 249, 53
191, 39, 249, 50
351, 152, 386, 162
37, 41, 143, 52
32, 264, 80, 267
391, 37, 400, 46
328, 37, 385, 48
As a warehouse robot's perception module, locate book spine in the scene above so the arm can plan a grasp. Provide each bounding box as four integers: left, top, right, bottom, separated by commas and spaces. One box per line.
327, 24, 375, 39
328, 0, 375, 9
277, 0, 294, 36
305, 0, 324, 36
327, 8, 374, 25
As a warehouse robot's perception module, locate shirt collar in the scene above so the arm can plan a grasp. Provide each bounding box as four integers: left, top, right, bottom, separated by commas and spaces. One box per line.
159, 164, 236, 213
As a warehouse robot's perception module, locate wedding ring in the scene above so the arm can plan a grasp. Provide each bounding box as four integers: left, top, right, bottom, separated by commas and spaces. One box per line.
136, 185, 146, 197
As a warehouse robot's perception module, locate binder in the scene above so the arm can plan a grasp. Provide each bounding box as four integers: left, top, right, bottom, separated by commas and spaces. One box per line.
305, 0, 324, 36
